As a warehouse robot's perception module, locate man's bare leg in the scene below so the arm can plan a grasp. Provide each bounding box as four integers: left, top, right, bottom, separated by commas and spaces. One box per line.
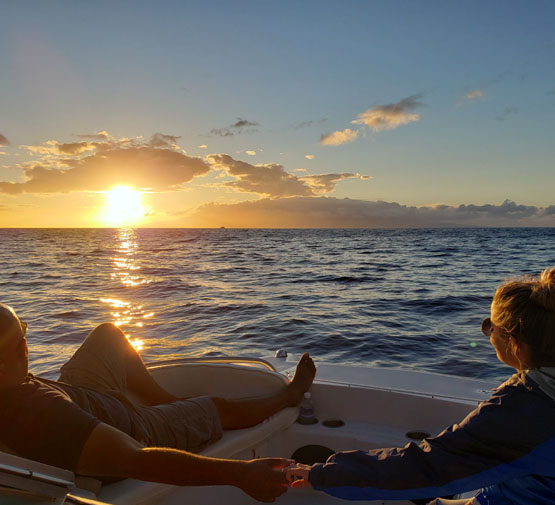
83, 323, 178, 406
87, 324, 317, 425
211, 353, 316, 430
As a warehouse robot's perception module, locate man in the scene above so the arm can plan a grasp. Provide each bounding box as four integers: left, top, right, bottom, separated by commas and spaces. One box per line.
0, 303, 316, 502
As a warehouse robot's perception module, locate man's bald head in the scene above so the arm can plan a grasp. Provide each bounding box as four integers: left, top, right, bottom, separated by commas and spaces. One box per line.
0, 304, 21, 351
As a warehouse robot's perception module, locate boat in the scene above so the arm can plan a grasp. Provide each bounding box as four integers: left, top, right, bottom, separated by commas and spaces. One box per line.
0, 353, 495, 504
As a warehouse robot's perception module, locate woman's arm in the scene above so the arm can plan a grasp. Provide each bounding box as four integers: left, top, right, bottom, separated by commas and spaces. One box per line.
293, 380, 555, 501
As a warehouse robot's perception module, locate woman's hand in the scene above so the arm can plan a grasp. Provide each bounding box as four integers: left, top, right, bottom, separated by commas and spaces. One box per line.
285, 464, 313, 488
238, 458, 294, 502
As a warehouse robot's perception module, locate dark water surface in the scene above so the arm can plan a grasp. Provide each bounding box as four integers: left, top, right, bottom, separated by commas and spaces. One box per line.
1, 228, 554, 382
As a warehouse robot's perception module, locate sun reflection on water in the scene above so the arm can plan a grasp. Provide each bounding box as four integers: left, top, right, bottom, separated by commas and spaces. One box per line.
100, 229, 156, 353
110, 235, 150, 287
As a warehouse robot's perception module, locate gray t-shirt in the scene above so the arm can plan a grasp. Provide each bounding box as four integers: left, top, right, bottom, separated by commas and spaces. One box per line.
0, 374, 151, 471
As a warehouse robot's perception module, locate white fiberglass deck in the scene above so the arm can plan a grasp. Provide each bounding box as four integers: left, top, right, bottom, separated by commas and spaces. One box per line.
1, 358, 496, 505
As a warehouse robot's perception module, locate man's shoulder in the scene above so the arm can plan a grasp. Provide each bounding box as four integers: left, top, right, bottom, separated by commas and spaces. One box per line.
0, 374, 72, 415
0, 373, 101, 472
0, 374, 41, 398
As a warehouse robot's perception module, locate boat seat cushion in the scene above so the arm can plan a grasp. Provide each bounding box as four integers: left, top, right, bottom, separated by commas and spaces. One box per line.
147, 362, 299, 458
202, 406, 298, 458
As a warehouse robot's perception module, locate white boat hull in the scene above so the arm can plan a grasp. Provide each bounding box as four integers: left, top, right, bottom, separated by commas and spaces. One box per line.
1, 356, 495, 505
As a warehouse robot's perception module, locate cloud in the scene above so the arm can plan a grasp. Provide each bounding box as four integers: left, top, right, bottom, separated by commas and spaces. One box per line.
317, 95, 423, 146
245, 150, 257, 156
305, 154, 315, 160
207, 154, 361, 198
73, 131, 111, 141
191, 198, 555, 228
464, 89, 483, 101
352, 95, 423, 132
0, 134, 10, 146
456, 200, 537, 218
319, 128, 359, 146
210, 118, 259, 137
198, 144, 208, 149
149, 133, 181, 148
300, 173, 362, 194
22, 135, 138, 157
207, 154, 313, 197
495, 106, 518, 121
0, 136, 210, 195
21, 140, 65, 156
293, 117, 328, 129
57, 142, 96, 155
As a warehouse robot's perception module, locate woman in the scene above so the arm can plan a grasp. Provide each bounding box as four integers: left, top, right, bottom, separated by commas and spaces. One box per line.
287, 268, 555, 505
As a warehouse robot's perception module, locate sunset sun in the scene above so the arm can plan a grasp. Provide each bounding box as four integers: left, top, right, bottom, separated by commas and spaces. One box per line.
102, 186, 145, 226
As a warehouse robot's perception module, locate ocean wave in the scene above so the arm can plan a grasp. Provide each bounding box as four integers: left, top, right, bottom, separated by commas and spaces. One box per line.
2, 227, 554, 382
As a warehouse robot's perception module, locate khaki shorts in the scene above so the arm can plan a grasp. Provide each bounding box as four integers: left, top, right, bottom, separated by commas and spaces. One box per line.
59, 324, 223, 453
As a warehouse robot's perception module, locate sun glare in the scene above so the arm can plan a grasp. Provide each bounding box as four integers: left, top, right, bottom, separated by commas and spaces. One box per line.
102, 186, 145, 226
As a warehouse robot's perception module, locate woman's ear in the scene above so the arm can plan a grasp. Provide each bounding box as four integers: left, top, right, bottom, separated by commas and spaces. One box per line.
510, 337, 532, 369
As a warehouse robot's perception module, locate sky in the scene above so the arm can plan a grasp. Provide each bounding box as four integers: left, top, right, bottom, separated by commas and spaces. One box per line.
0, 0, 554, 228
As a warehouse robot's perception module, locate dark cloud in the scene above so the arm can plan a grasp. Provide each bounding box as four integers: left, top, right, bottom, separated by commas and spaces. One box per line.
192, 197, 555, 228
495, 107, 518, 121
457, 200, 537, 218
149, 133, 181, 148
0, 146, 209, 195
73, 131, 111, 141
293, 117, 328, 129
0, 134, 10, 146
207, 154, 363, 198
210, 118, 259, 137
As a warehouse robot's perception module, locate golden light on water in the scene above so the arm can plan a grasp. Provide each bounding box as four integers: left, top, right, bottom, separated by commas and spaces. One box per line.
99, 229, 155, 354
128, 337, 144, 352
101, 186, 145, 226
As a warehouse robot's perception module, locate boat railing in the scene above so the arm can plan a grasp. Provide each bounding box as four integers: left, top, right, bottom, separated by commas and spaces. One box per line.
145, 356, 278, 372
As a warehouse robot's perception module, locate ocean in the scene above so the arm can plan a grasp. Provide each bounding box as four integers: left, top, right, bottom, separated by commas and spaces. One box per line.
2, 228, 554, 383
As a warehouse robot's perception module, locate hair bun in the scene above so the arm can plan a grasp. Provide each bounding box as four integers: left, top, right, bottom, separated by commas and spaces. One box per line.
541, 268, 555, 284
531, 268, 555, 311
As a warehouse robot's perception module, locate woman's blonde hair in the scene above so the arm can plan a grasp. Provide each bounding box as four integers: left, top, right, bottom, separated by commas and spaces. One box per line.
493, 268, 555, 367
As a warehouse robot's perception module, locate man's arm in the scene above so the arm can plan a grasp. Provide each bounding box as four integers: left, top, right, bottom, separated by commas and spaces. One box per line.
77, 423, 290, 502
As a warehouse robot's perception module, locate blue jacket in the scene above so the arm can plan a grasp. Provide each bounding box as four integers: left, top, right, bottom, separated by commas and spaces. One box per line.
308, 370, 555, 504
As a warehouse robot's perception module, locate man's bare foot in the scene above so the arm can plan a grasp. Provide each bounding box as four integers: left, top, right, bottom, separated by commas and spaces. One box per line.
286, 353, 316, 406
